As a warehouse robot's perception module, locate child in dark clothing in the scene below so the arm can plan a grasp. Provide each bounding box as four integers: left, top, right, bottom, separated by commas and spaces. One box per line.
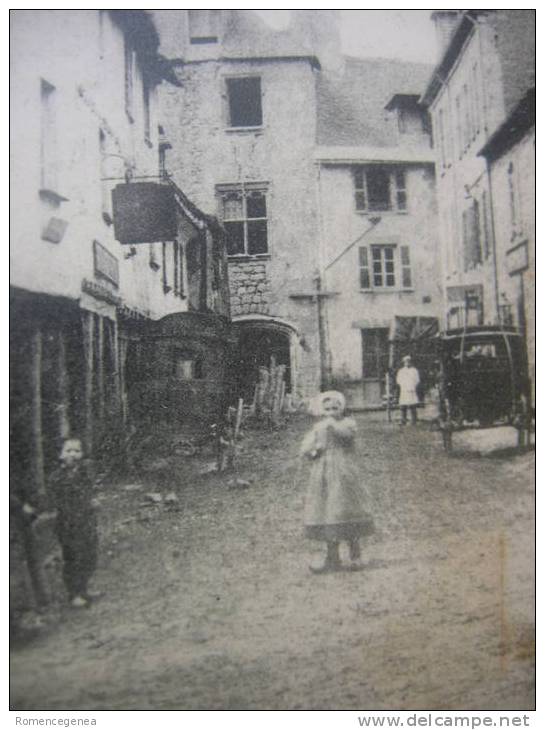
49, 438, 99, 608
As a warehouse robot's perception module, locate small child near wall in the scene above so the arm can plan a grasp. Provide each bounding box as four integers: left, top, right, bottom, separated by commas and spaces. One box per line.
49, 438, 99, 608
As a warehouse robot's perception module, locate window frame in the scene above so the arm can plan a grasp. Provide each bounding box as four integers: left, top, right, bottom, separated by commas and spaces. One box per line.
359, 244, 412, 292
354, 166, 408, 214
224, 75, 263, 130
217, 183, 269, 258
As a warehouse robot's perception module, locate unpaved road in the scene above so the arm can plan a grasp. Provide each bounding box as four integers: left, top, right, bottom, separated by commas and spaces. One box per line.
10, 414, 535, 710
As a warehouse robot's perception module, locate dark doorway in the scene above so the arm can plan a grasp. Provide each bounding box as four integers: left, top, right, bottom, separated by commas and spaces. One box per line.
234, 324, 291, 402
361, 328, 389, 406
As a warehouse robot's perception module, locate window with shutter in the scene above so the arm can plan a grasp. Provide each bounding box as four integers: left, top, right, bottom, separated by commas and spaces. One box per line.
401, 246, 412, 288
358, 244, 412, 291
354, 166, 408, 213
359, 247, 370, 289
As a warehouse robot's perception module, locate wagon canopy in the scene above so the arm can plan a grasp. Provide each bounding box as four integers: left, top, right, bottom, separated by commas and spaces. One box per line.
389, 316, 440, 342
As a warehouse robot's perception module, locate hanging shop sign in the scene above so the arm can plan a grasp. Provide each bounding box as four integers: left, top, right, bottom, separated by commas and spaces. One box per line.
93, 240, 119, 288
112, 182, 177, 245
41, 217, 69, 244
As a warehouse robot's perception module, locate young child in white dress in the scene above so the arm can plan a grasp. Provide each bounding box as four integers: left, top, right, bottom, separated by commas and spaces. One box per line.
300, 391, 374, 573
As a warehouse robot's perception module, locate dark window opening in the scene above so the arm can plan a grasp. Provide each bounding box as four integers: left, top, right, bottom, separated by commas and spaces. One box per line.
354, 166, 408, 213
226, 77, 262, 128
367, 168, 391, 211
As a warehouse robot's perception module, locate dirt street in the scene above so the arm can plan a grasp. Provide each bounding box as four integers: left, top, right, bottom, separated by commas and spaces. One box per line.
10, 414, 535, 710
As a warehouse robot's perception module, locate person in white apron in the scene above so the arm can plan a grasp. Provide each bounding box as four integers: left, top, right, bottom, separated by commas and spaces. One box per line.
396, 355, 420, 425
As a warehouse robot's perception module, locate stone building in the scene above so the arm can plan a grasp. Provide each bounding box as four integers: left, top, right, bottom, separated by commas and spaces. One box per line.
315, 58, 440, 408
421, 10, 535, 333
480, 89, 535, 403
154, 9, 323, 400
155, 10, 442, 406
10, 10, 231, 504
421, 9, 535, 404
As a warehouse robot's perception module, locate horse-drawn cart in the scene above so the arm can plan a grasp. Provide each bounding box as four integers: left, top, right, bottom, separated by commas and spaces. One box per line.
438, 326, 533, 452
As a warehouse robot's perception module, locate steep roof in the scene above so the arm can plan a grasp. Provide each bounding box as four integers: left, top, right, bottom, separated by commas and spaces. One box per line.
316, 56, 433, 147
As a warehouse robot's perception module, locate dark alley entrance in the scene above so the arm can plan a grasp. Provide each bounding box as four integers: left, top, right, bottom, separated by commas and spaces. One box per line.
233, 320, 292, 402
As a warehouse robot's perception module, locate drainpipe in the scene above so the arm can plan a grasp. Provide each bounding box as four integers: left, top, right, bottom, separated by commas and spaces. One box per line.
484, 159, 501, 323
313, 270, 328, 390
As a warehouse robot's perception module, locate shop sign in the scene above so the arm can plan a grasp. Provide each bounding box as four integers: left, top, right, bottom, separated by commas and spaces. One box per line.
112, 182, 177, 244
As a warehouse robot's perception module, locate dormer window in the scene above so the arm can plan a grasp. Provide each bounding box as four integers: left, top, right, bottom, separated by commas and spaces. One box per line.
188, 10, 220, 44
385, 94, 429, 137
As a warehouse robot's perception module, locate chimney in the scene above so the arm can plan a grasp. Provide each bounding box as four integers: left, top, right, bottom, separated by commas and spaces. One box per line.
431, 11, 462, 59
291, 10, 343, 71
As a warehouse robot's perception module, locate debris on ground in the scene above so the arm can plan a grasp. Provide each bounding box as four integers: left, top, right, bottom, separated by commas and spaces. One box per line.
227, 478, 252, 490
122, 484, 143, 492
143, 459, 171, 473
144, 493, 163, 504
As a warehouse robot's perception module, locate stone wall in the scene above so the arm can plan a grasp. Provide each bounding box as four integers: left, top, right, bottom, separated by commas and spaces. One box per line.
229, 260, 271, 316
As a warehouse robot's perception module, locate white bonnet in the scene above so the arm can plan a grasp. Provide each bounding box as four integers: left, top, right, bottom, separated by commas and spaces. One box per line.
308, 390, 346, 416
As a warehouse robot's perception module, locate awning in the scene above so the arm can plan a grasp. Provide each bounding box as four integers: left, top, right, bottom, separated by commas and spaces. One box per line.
389, 316, 440, 342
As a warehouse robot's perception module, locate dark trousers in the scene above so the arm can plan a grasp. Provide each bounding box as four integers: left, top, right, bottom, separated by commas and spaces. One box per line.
57, 514, 98, 599
400, 405, 418, 424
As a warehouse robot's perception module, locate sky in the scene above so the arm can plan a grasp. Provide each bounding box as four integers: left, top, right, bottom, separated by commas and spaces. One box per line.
254, 10, 438, 65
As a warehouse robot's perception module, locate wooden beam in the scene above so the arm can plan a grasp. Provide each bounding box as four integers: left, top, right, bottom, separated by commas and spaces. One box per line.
57, 330, 71, 440
30, 328, 46, 497
97, 315, 105, 421
82, 311, 95, 455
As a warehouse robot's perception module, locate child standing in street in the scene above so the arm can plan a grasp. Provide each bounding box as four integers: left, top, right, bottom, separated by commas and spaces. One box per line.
49, 438, 99, 608
300, 391, 374, 573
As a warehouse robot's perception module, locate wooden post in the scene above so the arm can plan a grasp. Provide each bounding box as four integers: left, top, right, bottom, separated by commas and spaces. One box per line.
57, 330, 71, 440
27, 327, 49, 607
82, 311, 95, 456
97, 315, 105, 422
234, 397, 244, 440
118, 335, 128, 428
112, 318, 121, 414
30, 328, 46, 497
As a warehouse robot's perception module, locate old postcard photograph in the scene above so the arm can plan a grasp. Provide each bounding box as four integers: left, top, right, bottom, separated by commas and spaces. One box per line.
10, 9, 535, 713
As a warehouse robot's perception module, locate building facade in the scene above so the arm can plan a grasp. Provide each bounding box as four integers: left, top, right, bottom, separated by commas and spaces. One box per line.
480, 90, 535, 403
10, 10, 231, 503
155, 10, 442, 407
422, 10, 535, 332
154, 9, 324, 401
315, 58, 441, 408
